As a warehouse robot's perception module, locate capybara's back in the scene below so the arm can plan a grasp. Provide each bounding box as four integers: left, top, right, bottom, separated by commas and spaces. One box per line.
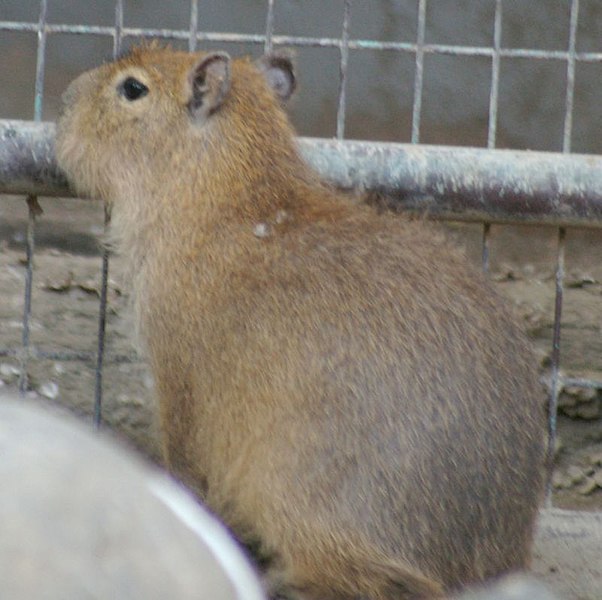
56, 45, 547, 599
197, 211, 546, 598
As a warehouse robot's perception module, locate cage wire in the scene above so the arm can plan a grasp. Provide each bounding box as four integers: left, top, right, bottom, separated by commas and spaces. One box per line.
0, 0, 602, 507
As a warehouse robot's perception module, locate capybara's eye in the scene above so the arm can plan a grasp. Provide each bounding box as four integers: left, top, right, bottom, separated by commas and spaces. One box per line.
118, 77, 149, 101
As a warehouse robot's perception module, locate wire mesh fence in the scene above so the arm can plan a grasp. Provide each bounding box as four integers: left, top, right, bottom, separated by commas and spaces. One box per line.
1, 0, 602, 510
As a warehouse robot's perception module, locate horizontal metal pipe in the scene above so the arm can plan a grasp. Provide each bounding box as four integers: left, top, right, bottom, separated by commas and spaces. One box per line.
2, 119, 602, 227
0, 120, 68, 197
303, 137, 602, 227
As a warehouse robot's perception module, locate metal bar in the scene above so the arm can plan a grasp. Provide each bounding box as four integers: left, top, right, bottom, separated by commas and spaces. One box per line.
482, 0, 502, 274
411, 0, 427, 143
94, 204, 111, 428
544, 4, 580, 504
4, 121, 602, 227
19, 0, 48, 395
481, 222, 491, 274
0, 121, 68, 196
18, 196, 37, 394
189, 0, 199, 52
487, 0, 502, 150
264, 0, 275, 53
113, 0, 123, 57
546, 227, 566, 506
32, 2, 48, 123
4, 19, 602, 62
563, 0, 579, 153
302, 138, 602, 227
91, 0, 124, 428
0, 346, 138, 364
336, 0, 351, 140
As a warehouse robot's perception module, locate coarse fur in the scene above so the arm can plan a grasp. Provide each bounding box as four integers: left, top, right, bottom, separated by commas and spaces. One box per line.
56, 44, 546, 600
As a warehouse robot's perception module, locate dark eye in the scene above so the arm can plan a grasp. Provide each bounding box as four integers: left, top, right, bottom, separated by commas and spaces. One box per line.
118, 77, 149, 101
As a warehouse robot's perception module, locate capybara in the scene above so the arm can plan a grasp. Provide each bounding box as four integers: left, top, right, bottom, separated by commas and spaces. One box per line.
56, 45, 546, 599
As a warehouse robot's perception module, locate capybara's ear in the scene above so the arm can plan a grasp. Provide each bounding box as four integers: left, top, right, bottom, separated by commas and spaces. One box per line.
256, 51, 296, 103
188, 52, 231, 121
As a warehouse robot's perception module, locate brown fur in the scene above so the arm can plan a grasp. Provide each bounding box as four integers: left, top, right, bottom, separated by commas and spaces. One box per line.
56, 45, 546, 599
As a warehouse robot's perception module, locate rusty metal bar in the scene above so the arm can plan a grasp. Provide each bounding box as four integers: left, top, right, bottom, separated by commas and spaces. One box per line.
0, 121, 67, 196
303, 138, 602, 227
3, 120, 602, 228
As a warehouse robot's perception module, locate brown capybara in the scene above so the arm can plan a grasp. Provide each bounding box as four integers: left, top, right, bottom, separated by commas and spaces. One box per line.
56, 44, 546, 599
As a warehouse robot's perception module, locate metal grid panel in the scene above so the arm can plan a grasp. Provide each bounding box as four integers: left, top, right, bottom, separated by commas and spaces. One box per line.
0, 0, 600, 508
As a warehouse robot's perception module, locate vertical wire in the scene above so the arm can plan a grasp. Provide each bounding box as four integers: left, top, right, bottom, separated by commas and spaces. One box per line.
189, 0, 199, 52
32, 1, 48, 123
264, 0, 275, 53
114, 0, 123, 56
411, 0, 427, 143
562, 0, 579, 154
19, 196, 37, 395
336, 0, 351, 140
19, 0, 48, 395
546, 227, 566, 505
546, 0, 579, 503
487, 0, 502, 150
92, 0, 123, 427
482, 0, 502, 274
481, 222, 491, 274
94, 203, 111, 429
